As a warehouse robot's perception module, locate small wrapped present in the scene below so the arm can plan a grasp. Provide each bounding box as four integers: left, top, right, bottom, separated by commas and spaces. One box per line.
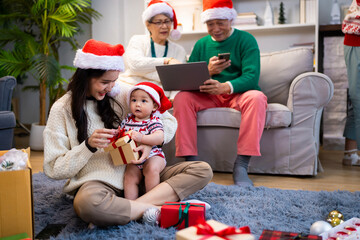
259, 230, 322, 240
104, 130, 139, 166
176, 219, 255, 240
160, 202, 206, 230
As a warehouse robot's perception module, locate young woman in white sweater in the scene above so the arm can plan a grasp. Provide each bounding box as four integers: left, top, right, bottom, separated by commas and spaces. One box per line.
43, 39, 212, 228
117, 0, 187, 100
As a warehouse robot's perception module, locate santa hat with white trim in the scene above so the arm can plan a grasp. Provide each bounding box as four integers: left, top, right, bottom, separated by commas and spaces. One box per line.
142, 0, 181, 40
128, 82, 172, 115
73, 39, 125, 97
73, 39, 125, 71
201, 0, 237, 23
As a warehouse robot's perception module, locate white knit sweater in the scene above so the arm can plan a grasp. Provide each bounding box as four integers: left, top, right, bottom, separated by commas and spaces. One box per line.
117, 35, 187, 99
43, 82, 177, 194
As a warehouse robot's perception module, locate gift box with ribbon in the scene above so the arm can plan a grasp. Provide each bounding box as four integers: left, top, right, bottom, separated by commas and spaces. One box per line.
259, 230, 322, 240
104, 129, 139, 166
160, 202, 206, 230
176, 219, 255, 240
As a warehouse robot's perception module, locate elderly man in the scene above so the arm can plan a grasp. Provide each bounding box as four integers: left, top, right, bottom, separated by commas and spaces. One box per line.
173, 0, 268, 187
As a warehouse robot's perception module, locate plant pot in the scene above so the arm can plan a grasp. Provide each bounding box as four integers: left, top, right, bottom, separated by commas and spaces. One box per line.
29, 123, 46, 151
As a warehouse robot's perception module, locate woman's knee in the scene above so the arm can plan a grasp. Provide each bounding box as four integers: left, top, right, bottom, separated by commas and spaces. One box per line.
188, 161, 213, 184
73, 187, 104, 223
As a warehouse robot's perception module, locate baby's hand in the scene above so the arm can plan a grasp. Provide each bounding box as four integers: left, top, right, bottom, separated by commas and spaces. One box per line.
131, 131, 143, 143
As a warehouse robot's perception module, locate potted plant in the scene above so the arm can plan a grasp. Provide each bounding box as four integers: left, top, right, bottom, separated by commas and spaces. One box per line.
0, 0, 100, 150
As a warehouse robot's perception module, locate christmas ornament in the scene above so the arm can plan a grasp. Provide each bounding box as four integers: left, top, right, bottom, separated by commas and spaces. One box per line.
330, 217, 344, 227
310, 221, 333, 235
327, 210, 344, 227
142, 207, 161, 225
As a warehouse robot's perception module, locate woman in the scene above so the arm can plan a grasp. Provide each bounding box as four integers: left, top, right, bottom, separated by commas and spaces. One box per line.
342, 0, 360, 166
43, 39, 213, 227
118, 0, 186, 100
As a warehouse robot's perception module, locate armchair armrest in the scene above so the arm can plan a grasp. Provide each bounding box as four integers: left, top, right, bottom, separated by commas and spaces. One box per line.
287, 72, 334, 127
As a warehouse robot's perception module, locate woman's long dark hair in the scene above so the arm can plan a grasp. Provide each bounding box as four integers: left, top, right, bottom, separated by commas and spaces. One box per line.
67, 68, 124, 143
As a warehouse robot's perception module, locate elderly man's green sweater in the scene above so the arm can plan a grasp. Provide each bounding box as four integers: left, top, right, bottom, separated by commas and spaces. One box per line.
189, 28, 261, 93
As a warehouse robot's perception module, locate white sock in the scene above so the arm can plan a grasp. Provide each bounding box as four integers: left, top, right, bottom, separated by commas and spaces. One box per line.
184, 199, 211, 210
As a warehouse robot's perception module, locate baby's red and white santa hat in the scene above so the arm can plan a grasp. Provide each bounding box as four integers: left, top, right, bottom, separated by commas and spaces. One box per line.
142, 0, 181, 41
201, 0, 237, 23
73, 39, 125, 97
128, 82, 172, 116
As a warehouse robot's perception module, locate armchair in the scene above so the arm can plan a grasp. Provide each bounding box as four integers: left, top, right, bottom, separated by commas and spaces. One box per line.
0, 76, 16, 150
164, 47, 334, 176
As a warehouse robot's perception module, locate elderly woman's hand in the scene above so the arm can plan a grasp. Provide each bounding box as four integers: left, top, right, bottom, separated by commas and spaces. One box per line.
164, 57, 181, 65
208, 56, 231, 76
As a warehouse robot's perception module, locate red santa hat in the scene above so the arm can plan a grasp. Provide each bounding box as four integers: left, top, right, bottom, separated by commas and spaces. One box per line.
128, 82, 172, 114
142, 0, 181, 41
73, 39, 125, 71
201, 0, 237, 23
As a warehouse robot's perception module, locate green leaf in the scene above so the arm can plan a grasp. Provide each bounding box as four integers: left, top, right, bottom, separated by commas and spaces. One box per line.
0, 49, 32, 77
32, 54, 61, 87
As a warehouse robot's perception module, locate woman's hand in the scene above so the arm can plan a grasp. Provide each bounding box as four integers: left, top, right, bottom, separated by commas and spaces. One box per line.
131, 131, 144, 143
200, 79, 231, 95
131, 144, 152, 164
88, 128, 116, 149
208, 56, 231, 76
164, 57, 181, 65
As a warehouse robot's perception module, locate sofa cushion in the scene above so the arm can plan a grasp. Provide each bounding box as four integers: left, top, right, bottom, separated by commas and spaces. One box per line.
197, 103, 291, 129
259, 47, 314, 105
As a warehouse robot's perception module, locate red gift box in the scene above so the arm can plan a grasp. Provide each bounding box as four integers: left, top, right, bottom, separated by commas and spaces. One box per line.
160, 202, 206, 230
259, 230, 322, 240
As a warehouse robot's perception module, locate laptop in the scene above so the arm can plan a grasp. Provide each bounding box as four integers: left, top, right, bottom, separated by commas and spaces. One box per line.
156, 62, 210, 91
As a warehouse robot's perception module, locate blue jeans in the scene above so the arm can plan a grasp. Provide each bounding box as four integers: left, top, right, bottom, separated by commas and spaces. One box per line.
343, 45, 360, 149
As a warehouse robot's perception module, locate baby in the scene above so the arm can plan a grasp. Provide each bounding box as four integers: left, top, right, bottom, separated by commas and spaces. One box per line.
122, 82, 172, 200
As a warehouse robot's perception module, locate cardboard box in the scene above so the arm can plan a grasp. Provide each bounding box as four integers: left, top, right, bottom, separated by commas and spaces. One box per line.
0, 149, 33, 239
160, 202, 206, 230
176, 219, 255, 240
104, 131, 139, 166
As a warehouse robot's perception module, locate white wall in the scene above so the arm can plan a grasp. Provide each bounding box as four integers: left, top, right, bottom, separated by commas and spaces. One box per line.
91, 0, 145, 47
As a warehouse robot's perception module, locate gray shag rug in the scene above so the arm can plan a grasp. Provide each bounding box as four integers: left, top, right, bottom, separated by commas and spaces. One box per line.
33, 172, 360, 239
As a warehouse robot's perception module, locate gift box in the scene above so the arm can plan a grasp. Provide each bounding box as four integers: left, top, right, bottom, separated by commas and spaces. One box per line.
0, 148, 33, 239
320, 217, 360, 240
259, 230, 322, 240
104, 130, 139, 166
176, 219, 255, 240
160, 202, 206, 230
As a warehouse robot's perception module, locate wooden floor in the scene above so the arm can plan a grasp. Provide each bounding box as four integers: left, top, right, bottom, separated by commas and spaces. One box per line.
15, 128, 360, 192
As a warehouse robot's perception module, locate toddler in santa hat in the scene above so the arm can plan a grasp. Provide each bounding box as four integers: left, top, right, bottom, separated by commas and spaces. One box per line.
121, 82, 172, 200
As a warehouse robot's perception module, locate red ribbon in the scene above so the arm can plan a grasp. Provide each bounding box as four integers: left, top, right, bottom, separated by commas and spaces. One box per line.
108, 128, 138, 164
108, 128, 127, 144
195, 220, 251, 240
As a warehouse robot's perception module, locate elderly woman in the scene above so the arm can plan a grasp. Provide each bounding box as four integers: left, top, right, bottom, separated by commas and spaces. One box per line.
118, 0, 186, 100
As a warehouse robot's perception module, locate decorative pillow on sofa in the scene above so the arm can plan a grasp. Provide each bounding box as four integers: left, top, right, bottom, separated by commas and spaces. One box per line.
259, 47, 314, 105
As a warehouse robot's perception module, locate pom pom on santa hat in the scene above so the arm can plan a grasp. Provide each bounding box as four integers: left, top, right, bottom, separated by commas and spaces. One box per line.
73, 39, 125, 71
201, 0, 237, 23
142, 0, 181, 41
128, 82, 172, 115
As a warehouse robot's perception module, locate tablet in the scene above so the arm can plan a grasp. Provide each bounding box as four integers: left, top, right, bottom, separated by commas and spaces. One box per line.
156, 62, 210, 91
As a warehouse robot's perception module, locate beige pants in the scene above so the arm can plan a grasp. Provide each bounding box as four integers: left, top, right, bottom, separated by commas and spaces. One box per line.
73, 161, 213, 226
